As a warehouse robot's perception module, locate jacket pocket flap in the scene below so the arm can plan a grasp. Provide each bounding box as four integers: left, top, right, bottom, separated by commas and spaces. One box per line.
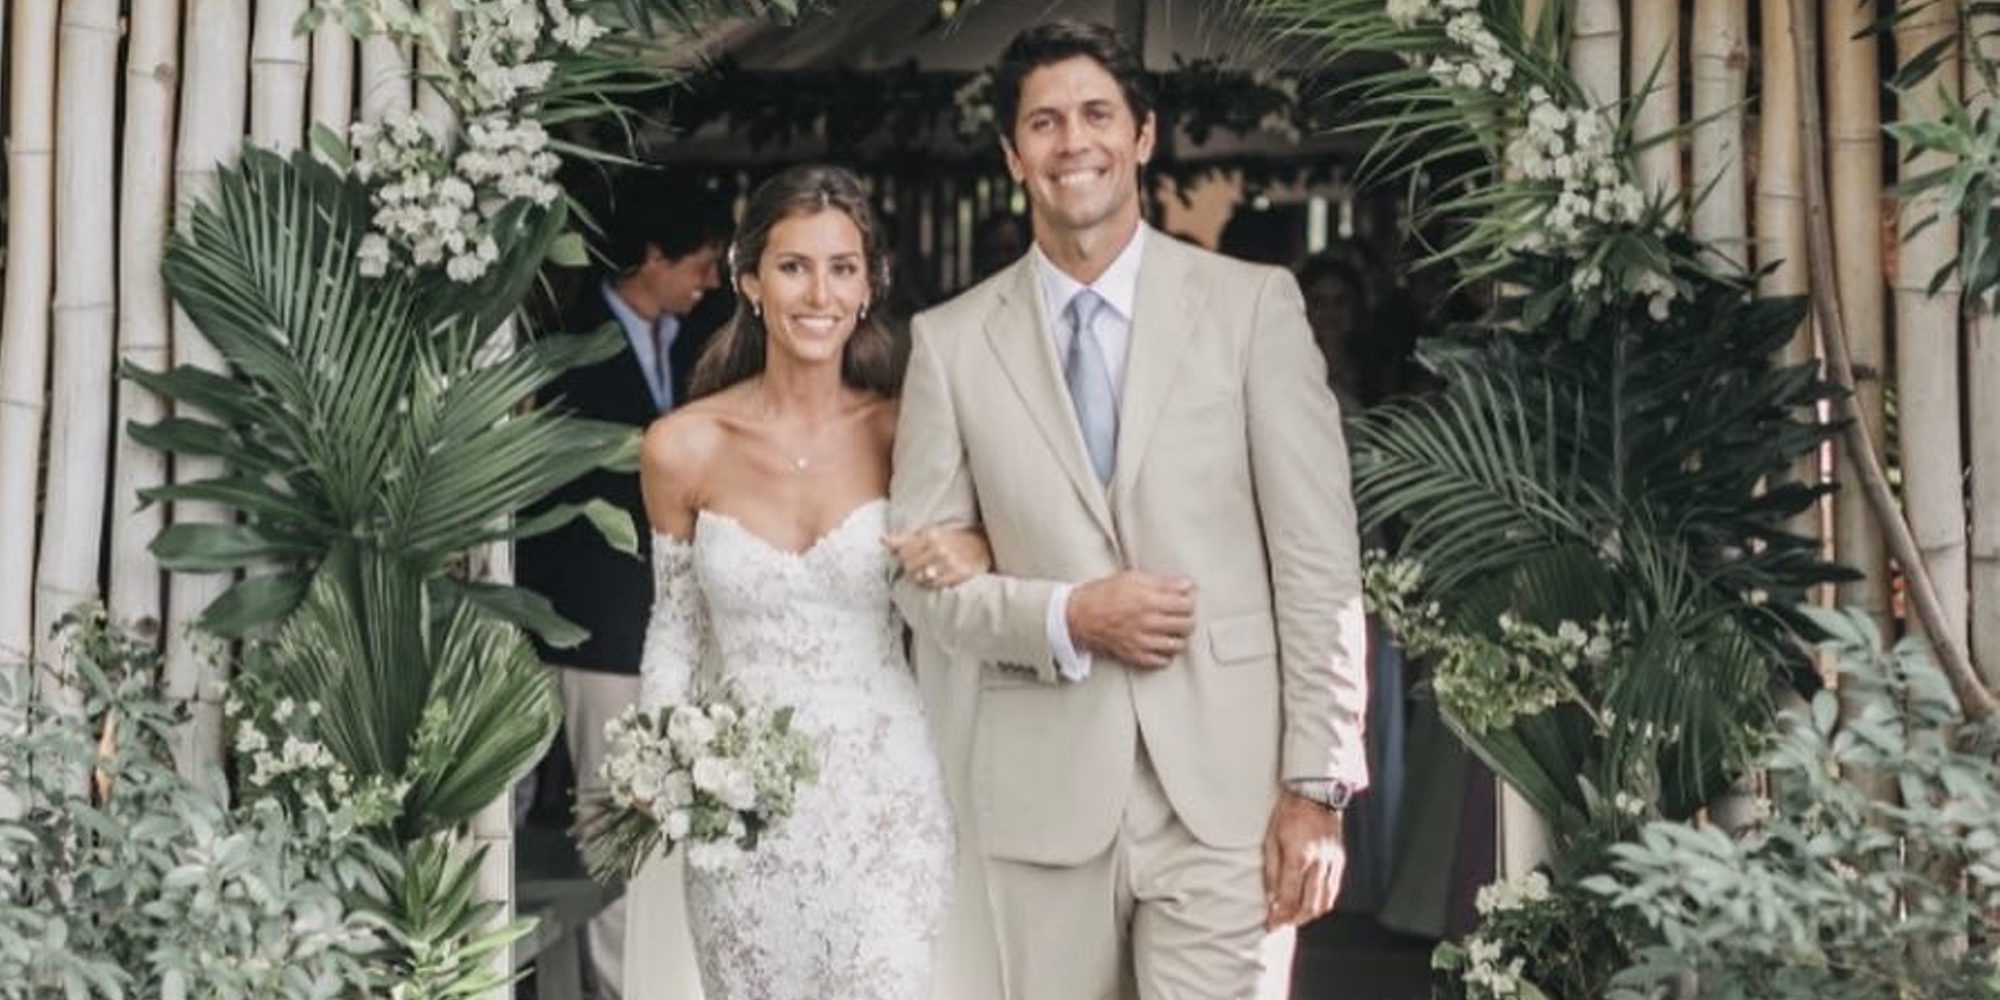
1208, 611, 1276, 663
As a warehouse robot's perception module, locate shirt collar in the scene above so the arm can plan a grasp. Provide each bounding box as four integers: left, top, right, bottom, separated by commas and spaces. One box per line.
1029, 223, 1147, 323
601, 280, 680, 342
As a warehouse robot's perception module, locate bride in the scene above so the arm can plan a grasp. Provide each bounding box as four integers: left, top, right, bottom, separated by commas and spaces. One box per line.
627, 164, 990, 999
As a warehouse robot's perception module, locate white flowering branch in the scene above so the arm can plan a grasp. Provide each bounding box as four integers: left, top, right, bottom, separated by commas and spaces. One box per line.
1379, 0, 1683, 318
306, 0, 609, 282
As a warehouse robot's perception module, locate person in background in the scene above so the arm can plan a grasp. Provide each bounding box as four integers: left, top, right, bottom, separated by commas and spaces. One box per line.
517, 175, 732, 1000
1296, 250, 1373, 413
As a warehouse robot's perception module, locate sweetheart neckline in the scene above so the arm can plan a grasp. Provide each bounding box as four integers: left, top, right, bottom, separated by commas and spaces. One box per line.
686, 497, 888, 560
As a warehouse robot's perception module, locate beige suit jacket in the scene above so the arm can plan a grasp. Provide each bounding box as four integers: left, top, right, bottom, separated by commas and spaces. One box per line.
890, 230, 1369, 866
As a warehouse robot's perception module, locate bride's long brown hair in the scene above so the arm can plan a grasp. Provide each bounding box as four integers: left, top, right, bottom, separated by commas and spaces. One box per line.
687, 165, 903, 399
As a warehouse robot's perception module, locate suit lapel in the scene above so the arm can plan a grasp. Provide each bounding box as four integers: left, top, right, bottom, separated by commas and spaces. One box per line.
982, 260, 1119, 541
1110, 233, 1201, 510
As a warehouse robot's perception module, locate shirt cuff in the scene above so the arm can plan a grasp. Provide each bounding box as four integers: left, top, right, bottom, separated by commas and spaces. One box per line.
1046, 583, 1092, 683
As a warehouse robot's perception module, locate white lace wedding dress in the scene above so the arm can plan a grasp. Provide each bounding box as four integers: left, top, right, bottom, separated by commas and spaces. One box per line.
636, 497, 954, 1000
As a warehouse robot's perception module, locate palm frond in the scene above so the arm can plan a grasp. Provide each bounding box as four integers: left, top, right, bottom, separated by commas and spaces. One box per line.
401, 598, 561, 831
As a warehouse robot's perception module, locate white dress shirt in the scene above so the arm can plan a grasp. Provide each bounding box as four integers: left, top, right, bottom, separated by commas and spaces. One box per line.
1031, 224, 1148, 682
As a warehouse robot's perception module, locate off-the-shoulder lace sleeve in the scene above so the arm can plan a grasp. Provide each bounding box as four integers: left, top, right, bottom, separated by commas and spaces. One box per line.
638, 532, 706, 709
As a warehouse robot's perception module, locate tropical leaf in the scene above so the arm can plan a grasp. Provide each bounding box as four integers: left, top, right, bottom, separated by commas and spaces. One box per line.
437, 577, 589, 651
351, 834, 533, 999
401, 602, 561, 830
144, 146, 632, 627
1355, 261, 1841, 840
256, 556, 432, 783
251, 555, 561, 829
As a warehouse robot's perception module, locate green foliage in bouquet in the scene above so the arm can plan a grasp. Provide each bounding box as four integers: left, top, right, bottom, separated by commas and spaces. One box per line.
1588, 607, 2000, 1000
575, 694, 819, 882
0, 609, 385, 999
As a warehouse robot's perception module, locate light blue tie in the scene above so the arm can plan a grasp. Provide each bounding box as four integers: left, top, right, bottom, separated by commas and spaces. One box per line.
1063, 289, 1116, 484
651, 316, 676, 411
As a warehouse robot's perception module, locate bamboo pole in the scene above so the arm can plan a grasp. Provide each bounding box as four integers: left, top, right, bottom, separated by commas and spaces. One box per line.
35, 0, 123, 695
310, 20, 355, 143
1823, 0, 1895, 644
1894, 0, 1971, 654
168, 0, 251, 771
108, 0, 183, 636
1628, 0, 1681, 203
1691, 0, 1750, 272
1568, 0, 1620, 108
0, 0, 61, 668
1792, 0, 1994, 721
1973, 4, 2000, 687
359, 33, 413, 123
251, 0, 310, 151
1757, 0, 1819, 547
1758, 0, 1809, 315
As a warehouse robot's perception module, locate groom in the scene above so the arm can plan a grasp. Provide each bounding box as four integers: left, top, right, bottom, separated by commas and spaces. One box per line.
889, 20, 1370, 1000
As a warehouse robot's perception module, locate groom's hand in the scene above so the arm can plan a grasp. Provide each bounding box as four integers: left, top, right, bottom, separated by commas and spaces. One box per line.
1066, 572, 1195, 669
1262, 792, 1346, 930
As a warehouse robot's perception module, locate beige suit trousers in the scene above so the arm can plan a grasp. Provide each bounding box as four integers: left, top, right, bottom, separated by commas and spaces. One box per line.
985, 749, 1296, 1000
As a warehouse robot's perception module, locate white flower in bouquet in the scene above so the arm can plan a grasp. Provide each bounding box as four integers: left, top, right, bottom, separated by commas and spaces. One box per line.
576, 690, 818, 881
669, 707, 719, 755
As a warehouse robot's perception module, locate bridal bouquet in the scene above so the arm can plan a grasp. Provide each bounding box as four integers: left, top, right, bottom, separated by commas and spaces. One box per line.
574, 691, 817, 880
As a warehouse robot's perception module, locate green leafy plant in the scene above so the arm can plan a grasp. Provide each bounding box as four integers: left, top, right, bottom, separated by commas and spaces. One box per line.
0, 608, 385, 999
236, 554, 562, 840
137, 145, 633, 643
1357, 254, 1844, 836
1887, 1, 2000, 309
350, 835, 530, 1000
1589, 607, 2000, 1000
1432, 868, 1640, 1000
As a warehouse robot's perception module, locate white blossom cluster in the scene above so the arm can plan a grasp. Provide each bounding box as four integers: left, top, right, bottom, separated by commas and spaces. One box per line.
596, 692, 818, 873
226, 694, 406, 833
1507, 89, 1644, 239
337, 0, 605, 282
1461, 935, 1531, 997
1475, 870, 1553, 916
351, 112, 554, 281
1389, 0, 1515, 93
1452, 873, 1554, 998
452, 0, 605, 107
1385, 0, 1682, 318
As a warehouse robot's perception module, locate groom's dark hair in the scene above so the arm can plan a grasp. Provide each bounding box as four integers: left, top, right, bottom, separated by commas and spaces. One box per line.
992, 20, 1154, 143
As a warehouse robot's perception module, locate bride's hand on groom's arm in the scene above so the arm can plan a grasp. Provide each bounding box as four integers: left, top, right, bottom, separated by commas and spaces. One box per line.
884, 525, 992, 589
1064, 573, 1196, 669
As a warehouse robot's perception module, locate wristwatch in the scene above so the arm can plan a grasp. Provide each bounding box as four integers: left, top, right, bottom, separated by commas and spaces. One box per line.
1287, 778, 1356, 812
